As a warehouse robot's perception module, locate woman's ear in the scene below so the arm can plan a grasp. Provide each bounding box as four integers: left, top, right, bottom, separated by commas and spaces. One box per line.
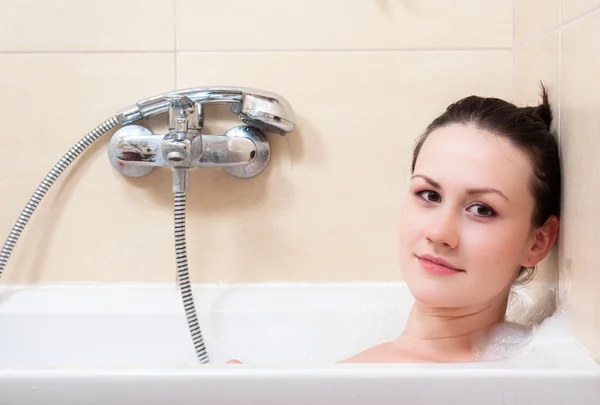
521, 216, 559, 268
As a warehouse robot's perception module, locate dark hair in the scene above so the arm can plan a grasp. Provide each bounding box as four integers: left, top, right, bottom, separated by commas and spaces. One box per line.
411, 83, 561, 283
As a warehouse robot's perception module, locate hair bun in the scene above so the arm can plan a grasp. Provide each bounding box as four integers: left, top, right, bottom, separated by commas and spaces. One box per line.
532, 83, 553, 131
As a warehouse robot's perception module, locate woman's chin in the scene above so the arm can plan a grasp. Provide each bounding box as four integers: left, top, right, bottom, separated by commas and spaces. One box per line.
406, 280, 462, 308
411, 290, 451, 307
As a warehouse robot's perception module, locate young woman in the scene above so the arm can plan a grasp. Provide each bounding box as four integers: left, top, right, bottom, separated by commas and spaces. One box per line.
342, 84, 560, 363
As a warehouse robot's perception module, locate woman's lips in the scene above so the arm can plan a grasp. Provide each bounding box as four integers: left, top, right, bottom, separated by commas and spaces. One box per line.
416, 255, 465, 275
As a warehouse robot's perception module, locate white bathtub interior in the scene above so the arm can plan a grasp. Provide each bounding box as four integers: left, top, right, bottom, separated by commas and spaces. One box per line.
0, 282, 598, 405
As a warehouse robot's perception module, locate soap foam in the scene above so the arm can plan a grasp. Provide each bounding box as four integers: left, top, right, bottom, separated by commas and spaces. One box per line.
475, 309, 572, 361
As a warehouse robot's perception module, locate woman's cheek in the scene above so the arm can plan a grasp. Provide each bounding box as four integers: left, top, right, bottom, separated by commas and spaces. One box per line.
463, 224, 523, 277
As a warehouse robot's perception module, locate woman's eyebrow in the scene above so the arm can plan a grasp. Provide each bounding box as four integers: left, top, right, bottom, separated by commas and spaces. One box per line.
410, 174, 509, 201
466, 188, 509, 201
410, 174, 440, 188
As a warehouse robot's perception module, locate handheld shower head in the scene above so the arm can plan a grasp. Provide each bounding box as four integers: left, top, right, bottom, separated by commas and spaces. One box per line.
230, 89, 295, 135
117, 87, 296, 135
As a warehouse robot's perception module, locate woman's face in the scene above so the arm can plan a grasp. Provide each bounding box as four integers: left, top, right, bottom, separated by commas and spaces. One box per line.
399, 123, 541, 309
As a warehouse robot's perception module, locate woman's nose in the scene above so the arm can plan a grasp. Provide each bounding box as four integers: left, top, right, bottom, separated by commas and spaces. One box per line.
424, 209, 459, 249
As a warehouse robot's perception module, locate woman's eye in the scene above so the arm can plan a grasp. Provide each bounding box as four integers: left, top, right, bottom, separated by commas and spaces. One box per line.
418, 190, 441, 203
467, 204, 496, 217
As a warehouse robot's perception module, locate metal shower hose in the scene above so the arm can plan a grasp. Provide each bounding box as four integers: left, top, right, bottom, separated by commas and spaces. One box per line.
0, 116, 210, 363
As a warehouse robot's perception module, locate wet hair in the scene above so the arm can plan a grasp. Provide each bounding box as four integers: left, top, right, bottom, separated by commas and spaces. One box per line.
411, 83, 561, 284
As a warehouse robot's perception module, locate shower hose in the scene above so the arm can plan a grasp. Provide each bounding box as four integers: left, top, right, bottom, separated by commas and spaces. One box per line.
0, 116, 210, 364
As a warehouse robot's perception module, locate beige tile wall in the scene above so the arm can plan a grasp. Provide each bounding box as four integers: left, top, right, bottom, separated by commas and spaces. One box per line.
0, 1, 513, 284
515, 0, 600, 359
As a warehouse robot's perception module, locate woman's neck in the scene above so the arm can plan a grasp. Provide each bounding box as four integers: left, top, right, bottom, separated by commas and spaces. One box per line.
398, 296, 508, 362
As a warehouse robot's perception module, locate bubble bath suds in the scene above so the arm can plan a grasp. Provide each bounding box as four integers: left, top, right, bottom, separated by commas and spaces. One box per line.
475, 309, 573, 361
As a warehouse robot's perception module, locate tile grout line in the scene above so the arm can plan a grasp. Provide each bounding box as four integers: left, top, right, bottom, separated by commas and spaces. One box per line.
512, 0, 516, 102
173, 0, 178, 90
558, 0, 562, 142
515, 24, 561, 51
0, 50, 174, 55
560, 3, 600, 27
515, 4, 600, 51
176, 47, 512, 53
0, 47, 513, 55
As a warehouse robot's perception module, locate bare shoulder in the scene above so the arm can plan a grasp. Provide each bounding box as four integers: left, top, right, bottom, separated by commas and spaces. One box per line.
338, 339, 434, 363
338, 343, 398, 363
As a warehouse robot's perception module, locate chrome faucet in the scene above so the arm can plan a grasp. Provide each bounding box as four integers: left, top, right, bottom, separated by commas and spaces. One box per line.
107, 87, 296, 187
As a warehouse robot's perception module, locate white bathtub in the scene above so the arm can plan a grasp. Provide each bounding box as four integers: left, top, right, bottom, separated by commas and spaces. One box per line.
0, 282, 598, 405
